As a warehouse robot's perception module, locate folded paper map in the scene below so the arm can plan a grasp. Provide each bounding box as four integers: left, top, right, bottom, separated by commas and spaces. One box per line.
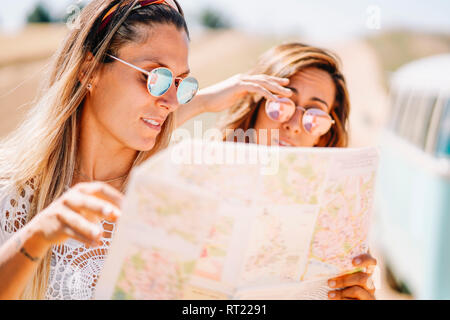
95, 139, 379, 300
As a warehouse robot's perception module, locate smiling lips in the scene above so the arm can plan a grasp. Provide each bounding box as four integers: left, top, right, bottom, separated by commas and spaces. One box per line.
278, 140, 292, 147
275, 138, 295, 147
141, 117, 164, 131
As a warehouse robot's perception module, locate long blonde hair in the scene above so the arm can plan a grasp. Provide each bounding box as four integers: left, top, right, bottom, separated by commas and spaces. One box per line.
219, 42, 350, 147
0, 0, 186, 299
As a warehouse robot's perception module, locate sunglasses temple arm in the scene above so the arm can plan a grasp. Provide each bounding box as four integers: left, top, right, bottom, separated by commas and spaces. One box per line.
107, 54, 150, 76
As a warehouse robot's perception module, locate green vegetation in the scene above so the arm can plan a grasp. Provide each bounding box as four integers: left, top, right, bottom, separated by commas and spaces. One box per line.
199, 7, 231, 30
27, 2, 53, 23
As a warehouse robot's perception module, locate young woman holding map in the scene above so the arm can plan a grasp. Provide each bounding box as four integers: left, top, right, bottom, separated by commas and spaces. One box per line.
188, 43, 378, 300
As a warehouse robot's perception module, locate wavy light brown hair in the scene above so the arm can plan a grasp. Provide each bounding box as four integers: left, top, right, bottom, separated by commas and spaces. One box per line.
0, 0, 186, 299
219, 42, 350, 147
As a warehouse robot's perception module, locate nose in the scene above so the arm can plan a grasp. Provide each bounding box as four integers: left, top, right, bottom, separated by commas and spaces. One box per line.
156, 81, 179, 113
282, 107, 303, 134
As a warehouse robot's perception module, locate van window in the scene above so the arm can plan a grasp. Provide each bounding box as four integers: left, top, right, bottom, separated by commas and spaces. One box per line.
397, 92, 414, 140
398, 92, 428, 149
415, 95, 437, 150
435, 98, 450, 157
389, 89, 410, 134
404, 93, 421, 146
390, 90, 437, 152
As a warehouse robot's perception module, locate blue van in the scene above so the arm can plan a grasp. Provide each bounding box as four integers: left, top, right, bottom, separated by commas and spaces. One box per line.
373, 54, 450, 299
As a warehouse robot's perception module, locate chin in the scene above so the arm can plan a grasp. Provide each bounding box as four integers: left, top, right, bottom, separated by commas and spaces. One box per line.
141, 141, 157, 152
128, 137, 157, 152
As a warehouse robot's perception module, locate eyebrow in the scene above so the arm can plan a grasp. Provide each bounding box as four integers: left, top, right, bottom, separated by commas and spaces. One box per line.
287, 87, 329, 109
134, 58, 190, 77
311, 97, 329, 109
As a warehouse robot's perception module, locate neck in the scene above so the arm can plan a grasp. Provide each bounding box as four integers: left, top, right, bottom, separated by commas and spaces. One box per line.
76, 104, 138, 184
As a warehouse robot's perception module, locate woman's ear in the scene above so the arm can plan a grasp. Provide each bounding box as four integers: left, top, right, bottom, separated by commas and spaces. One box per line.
78, 52, 96, 89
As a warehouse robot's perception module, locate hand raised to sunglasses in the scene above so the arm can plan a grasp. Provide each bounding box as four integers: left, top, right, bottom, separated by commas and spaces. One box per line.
200, 73, 294, 112
177, 73, 293, 127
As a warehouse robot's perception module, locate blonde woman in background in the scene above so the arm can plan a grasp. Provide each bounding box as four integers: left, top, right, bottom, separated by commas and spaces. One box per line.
219, 43, 349, 147
192, 43, 378, 299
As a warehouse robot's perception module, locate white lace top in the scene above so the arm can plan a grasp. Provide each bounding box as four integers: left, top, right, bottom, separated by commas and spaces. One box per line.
0, 179, 115, 300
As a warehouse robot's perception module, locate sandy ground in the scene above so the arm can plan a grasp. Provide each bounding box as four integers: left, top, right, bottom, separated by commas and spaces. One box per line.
0, 26, 411, 299
331, 40, 390, 148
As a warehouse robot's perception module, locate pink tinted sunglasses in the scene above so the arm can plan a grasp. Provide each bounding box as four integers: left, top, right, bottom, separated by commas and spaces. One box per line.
265, 97, 335, 136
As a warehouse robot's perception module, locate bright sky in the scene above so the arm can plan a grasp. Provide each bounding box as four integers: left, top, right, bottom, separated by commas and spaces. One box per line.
1, 0, 450, 41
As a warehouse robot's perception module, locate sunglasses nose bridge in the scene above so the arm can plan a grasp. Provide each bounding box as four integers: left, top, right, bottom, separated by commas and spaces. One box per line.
162, 81, 180, 112
161, 85, 180, 112
282, 107, 304, 134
